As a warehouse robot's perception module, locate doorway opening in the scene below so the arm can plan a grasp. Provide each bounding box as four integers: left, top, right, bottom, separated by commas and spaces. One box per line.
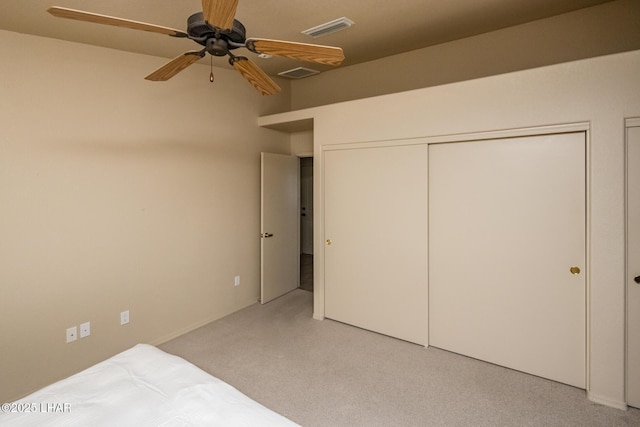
300, 157, 313, 292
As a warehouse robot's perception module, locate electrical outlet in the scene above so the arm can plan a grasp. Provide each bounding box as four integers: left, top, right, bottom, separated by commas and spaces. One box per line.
120, 310, 129, 325
66, 326, 77, 343
80, 321, 91, 338
234, 275, 240, 287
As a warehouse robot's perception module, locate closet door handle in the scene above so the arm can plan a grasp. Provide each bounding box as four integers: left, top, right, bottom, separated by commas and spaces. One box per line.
634, 275, 640, 284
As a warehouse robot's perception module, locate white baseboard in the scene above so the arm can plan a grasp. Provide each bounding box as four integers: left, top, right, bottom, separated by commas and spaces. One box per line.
587, 391, 628, 411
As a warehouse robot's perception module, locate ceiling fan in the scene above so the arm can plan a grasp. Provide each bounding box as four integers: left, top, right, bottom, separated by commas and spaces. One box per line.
47, 0, 345, 95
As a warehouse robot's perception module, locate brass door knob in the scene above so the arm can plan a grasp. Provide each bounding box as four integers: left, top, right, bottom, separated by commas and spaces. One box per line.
326, 239, 332, 245
570, 266, 581, 275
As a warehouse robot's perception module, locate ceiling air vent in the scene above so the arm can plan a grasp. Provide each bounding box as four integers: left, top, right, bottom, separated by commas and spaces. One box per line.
302, 17, 354, 38
278, 67, 320, 79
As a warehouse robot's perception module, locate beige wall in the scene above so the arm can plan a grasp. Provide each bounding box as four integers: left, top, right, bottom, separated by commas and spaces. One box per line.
290, 130, 313, 156
0, 30, 291, 402
291, 0, 640, 109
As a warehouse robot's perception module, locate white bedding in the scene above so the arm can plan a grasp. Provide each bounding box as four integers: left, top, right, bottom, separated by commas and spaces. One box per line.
0, 344, 299, 426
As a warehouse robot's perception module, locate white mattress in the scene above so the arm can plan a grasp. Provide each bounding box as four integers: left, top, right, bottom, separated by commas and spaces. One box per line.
0, 344, 299, 426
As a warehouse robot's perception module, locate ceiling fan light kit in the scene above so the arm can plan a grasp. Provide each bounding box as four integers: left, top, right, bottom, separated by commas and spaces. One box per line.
46, 0, 345, 95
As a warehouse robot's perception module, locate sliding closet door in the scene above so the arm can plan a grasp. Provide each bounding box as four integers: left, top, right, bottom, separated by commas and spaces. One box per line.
429, 133, 586, 388
324, 144, 428, 345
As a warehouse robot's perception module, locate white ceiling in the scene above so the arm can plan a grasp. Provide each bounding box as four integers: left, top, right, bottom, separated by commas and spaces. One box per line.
0, 0, 615, 77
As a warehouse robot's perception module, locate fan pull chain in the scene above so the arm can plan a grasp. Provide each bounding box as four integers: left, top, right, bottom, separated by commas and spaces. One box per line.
209, 55, 214, 83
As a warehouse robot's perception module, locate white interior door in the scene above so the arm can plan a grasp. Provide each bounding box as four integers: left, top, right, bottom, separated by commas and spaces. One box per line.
428, 133, 586, 388
627, 124, 640, 409
324, 144, 428, 345
261, 153, 299, 304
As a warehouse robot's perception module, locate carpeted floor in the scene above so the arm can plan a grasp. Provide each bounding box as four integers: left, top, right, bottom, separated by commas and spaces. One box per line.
160, 290, 640, 427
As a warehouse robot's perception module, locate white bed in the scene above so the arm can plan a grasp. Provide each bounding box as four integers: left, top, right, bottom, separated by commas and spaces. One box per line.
0, 344, 299, 426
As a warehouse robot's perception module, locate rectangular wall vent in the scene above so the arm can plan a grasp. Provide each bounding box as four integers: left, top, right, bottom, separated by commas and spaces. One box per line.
278, 67, 321, 79
302, 17, 354, 38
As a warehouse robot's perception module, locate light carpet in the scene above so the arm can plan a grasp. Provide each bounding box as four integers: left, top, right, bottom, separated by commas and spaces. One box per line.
160, 289, 640, 427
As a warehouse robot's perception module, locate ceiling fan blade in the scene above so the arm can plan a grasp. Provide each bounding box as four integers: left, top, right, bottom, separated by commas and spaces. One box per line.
201, 0, 238, 31
246, 39, 345, 66
145, 51, 206, 81
47, 7, 188, 38
231, 57, 281, 96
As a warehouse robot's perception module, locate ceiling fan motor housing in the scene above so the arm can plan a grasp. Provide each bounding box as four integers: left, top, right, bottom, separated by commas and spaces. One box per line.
187, 12, 246, 49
